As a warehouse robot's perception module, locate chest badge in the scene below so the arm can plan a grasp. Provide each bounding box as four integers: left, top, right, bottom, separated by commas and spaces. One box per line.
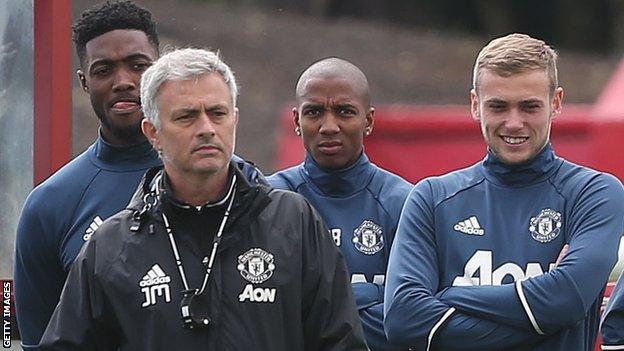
529, 208, 562, 243
139, 264, 172, 308
237, 248, 275, 284
352, 220, 384, 255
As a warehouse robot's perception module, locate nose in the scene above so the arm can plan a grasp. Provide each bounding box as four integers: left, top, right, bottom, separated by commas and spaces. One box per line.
504, 109, 524, 131
197, 112, 216, 138
112, 67, 137, 92
319, 113, 340, 135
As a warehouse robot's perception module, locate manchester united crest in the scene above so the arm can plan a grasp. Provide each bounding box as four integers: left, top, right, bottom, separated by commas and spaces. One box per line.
237, 248, 276, 284
529, 208, 563, 243
353, 220, 384, 255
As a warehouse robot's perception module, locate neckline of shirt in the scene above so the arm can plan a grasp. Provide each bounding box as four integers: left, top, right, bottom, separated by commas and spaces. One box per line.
302, 152, 375, 197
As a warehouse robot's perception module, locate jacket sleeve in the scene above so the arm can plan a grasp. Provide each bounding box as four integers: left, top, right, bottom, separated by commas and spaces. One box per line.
425, 174, 624, 335
601, 269, 624, 349
14, 190, 67, 351
353, 283, 405, 351
301, 201, 369, 351
384, 181, 543, 350
39, 235, 119, 351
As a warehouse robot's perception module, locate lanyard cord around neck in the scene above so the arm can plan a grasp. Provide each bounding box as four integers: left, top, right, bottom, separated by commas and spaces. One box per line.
161, 174, 237, 294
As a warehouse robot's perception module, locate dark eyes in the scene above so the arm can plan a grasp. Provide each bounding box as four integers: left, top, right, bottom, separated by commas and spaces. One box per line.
132, 62, 151, 71
92, 66, 110, 77
175, 114, 192, 121
91, 61, 151, 77
175, 110, 227, 122
302, 108, 321, 117
338, 107, 356, 116
487, 104, 506, 111
302, 107, 356, 117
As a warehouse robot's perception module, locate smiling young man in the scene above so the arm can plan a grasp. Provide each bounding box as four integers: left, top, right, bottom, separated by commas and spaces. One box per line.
384, 33, 624, 351
14, 2, 162, 349
268, 58, 412, 350
39, 48, 367, 351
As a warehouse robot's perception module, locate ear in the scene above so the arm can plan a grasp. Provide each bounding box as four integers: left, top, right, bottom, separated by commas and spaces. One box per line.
470, 88, 480, 121
292, 107, 301, 135
142, 119, 161, 151
551, 87, 564, 120
365, 107, 375, 136
77, 70, 88, 92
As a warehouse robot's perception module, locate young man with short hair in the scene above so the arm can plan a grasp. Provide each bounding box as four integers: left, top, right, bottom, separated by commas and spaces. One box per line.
14, 2, 162, 349
384, 33, 624, 351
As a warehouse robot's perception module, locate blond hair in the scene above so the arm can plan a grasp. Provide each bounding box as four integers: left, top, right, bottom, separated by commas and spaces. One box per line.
472, 33, 559, 93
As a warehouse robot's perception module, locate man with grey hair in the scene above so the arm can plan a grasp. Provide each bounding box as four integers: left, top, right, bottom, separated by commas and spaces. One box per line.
39, 48, 368, 351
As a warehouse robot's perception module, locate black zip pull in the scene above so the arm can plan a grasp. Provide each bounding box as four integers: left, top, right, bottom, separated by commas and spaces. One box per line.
130, 191, 158, 232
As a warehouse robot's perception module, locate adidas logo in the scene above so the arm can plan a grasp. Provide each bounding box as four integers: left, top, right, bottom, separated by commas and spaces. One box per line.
83, 216, 104, 241
140, 264, 172, 308
139, 264, 171, 287
453, 216, 485, 236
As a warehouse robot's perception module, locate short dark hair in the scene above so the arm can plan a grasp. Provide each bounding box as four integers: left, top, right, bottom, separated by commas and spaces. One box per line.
73, 0, 159, 65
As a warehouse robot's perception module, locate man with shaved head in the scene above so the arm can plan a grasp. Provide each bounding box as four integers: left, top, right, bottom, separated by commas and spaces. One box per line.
269, 57, 412, 350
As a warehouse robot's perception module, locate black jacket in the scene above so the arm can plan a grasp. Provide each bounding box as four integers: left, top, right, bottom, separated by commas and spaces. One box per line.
40, 163, 368, 351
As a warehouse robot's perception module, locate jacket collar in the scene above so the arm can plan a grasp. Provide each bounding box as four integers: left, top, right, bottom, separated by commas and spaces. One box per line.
160, 168, 237, 211
481, 142, 562, 186
93, 130, 157, 164
302, 152, 375, 197
128, 161, 271, 234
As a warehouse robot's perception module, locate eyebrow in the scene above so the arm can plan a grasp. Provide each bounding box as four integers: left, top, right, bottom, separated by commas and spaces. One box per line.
171, 107, 200, 115
171, 104, 229, 115
334, 103, 357, 108
300, 102, 323, 109
88, 54, 153, 70
521, 99, 544, 104
300, 99, 358, 107
484, 98, 508, 104
206, 104, 228, 112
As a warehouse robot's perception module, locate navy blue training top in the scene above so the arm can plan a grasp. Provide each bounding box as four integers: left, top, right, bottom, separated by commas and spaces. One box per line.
268, 153, 412, 351
14, 137, 162, 350
384, 144, 624, 351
